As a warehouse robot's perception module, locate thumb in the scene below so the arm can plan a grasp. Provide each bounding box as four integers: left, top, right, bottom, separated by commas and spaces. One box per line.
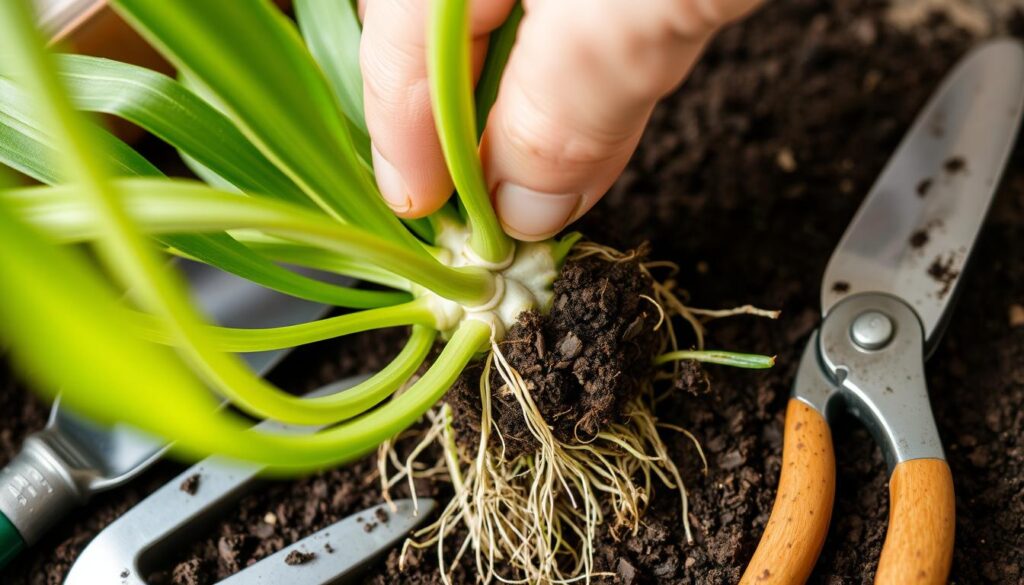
482, 0, 760, 241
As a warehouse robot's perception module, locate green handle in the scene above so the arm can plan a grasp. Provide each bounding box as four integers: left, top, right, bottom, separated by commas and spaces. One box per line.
0, 511, 25, 569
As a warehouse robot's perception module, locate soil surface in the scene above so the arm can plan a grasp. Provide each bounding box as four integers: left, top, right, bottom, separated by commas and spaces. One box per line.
2, 0, 1024, 584
448, 250, 661, 459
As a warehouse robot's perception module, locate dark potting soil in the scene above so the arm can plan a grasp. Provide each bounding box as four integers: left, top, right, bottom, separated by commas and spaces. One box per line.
447, 250, 661, 459
2, 1, 1024, 584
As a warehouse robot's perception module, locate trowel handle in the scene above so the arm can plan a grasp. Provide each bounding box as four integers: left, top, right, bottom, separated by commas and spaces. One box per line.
741, 398, 836, 585
0, 435, 84, 569
0, 511, 25, 569
875, 458, 955, 585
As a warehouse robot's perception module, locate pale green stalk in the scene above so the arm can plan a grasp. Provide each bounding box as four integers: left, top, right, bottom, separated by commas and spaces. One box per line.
4, 179, 496, 305
429, 0, 513, 265
136, 299, 435, 352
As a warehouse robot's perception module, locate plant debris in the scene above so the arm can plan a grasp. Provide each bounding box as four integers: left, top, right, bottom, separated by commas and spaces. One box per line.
179, 474, 200, 496
928, 253, 960, 298
944, 156, 967, 173
910, 229, 930, 248
284, 550, 316, 566
917, 178, 933, 197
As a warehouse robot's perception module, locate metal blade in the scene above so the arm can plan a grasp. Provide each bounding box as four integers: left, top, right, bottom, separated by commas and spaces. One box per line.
821, 38, 1024, 347
219, 499, 435, 585
63, 375, 391, 585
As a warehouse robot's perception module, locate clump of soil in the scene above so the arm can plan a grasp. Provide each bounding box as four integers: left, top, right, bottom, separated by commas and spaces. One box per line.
944, 155, 967, 173
446, 249, 661, 459
179, 474, 200, 495
283, 549, 315, 566
929, 253, 960, 298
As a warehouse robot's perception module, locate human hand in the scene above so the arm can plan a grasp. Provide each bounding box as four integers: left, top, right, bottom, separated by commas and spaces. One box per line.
361, 0, 761, 241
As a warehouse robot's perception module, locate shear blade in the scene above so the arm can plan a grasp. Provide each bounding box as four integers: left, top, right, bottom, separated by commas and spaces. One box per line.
821, 38, 1024, 346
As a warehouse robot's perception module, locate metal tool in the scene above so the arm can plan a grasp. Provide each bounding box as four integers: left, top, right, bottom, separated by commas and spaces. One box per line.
0, 260, 335, 568
65, 375, 435, 585
741, 38, 1024, 585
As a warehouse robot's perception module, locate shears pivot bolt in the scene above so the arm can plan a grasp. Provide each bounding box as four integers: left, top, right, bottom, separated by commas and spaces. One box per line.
850, 310, 895, 350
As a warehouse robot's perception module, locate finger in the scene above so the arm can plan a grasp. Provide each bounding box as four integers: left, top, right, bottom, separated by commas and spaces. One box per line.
482, 0, 762, 241
360, 0, 516, 217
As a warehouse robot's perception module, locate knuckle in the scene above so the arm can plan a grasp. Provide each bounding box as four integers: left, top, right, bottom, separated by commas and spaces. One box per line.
498, 103, 626, 170
360, 41, 431, 118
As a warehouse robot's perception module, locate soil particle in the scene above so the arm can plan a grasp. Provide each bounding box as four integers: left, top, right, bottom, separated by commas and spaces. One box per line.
910, 229, 930, 248
120, 568, 129, 579
375, 507, 389, 524
324, 543, 335, 554
944, 155, 967, 173
917, 177, 933, 197
179, 473, 200, 496
447, 250, 661, 459
284, 550, 316, 566
928, 253, 961, 298
831, 280, 850, 294
170, 559, 205, 585
1010, 303, 1024, 327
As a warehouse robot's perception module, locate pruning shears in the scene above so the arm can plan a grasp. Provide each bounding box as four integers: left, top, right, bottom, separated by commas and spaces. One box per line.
741, 39, 1024, 584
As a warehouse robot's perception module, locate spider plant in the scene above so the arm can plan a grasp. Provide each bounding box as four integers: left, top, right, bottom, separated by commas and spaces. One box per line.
0, 0, 772, 580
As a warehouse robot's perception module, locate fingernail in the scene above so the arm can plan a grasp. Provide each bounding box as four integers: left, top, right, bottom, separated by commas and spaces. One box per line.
493, 183, 581, 241
371, 144, 412, 213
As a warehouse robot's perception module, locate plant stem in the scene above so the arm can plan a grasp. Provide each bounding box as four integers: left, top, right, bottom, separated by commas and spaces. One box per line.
428, 0, 513, 265
237, 319, 490, 470
654, 350, 776, 369
135, 298, 435, 352
5, 179, 497, 305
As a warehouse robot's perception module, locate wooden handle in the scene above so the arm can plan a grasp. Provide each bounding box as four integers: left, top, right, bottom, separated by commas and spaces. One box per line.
741, 399, 835, 585
874, 459, 954, 585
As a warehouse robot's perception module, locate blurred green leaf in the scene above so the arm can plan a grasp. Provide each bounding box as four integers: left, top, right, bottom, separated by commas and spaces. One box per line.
0, 72, 395, 309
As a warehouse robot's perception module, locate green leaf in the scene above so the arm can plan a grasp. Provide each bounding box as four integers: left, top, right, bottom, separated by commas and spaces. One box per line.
475, 2, 522, 134
294, 0, 367, 135
111, 0, 420, 252
0, 78, 162, 182
55, 55, 311, 208
429, 0, 512, 264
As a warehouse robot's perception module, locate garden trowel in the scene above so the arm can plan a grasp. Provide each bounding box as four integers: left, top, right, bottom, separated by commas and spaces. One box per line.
64, 375, 436, 585
741, 38, 1024, 584
0, 260, 337, 569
